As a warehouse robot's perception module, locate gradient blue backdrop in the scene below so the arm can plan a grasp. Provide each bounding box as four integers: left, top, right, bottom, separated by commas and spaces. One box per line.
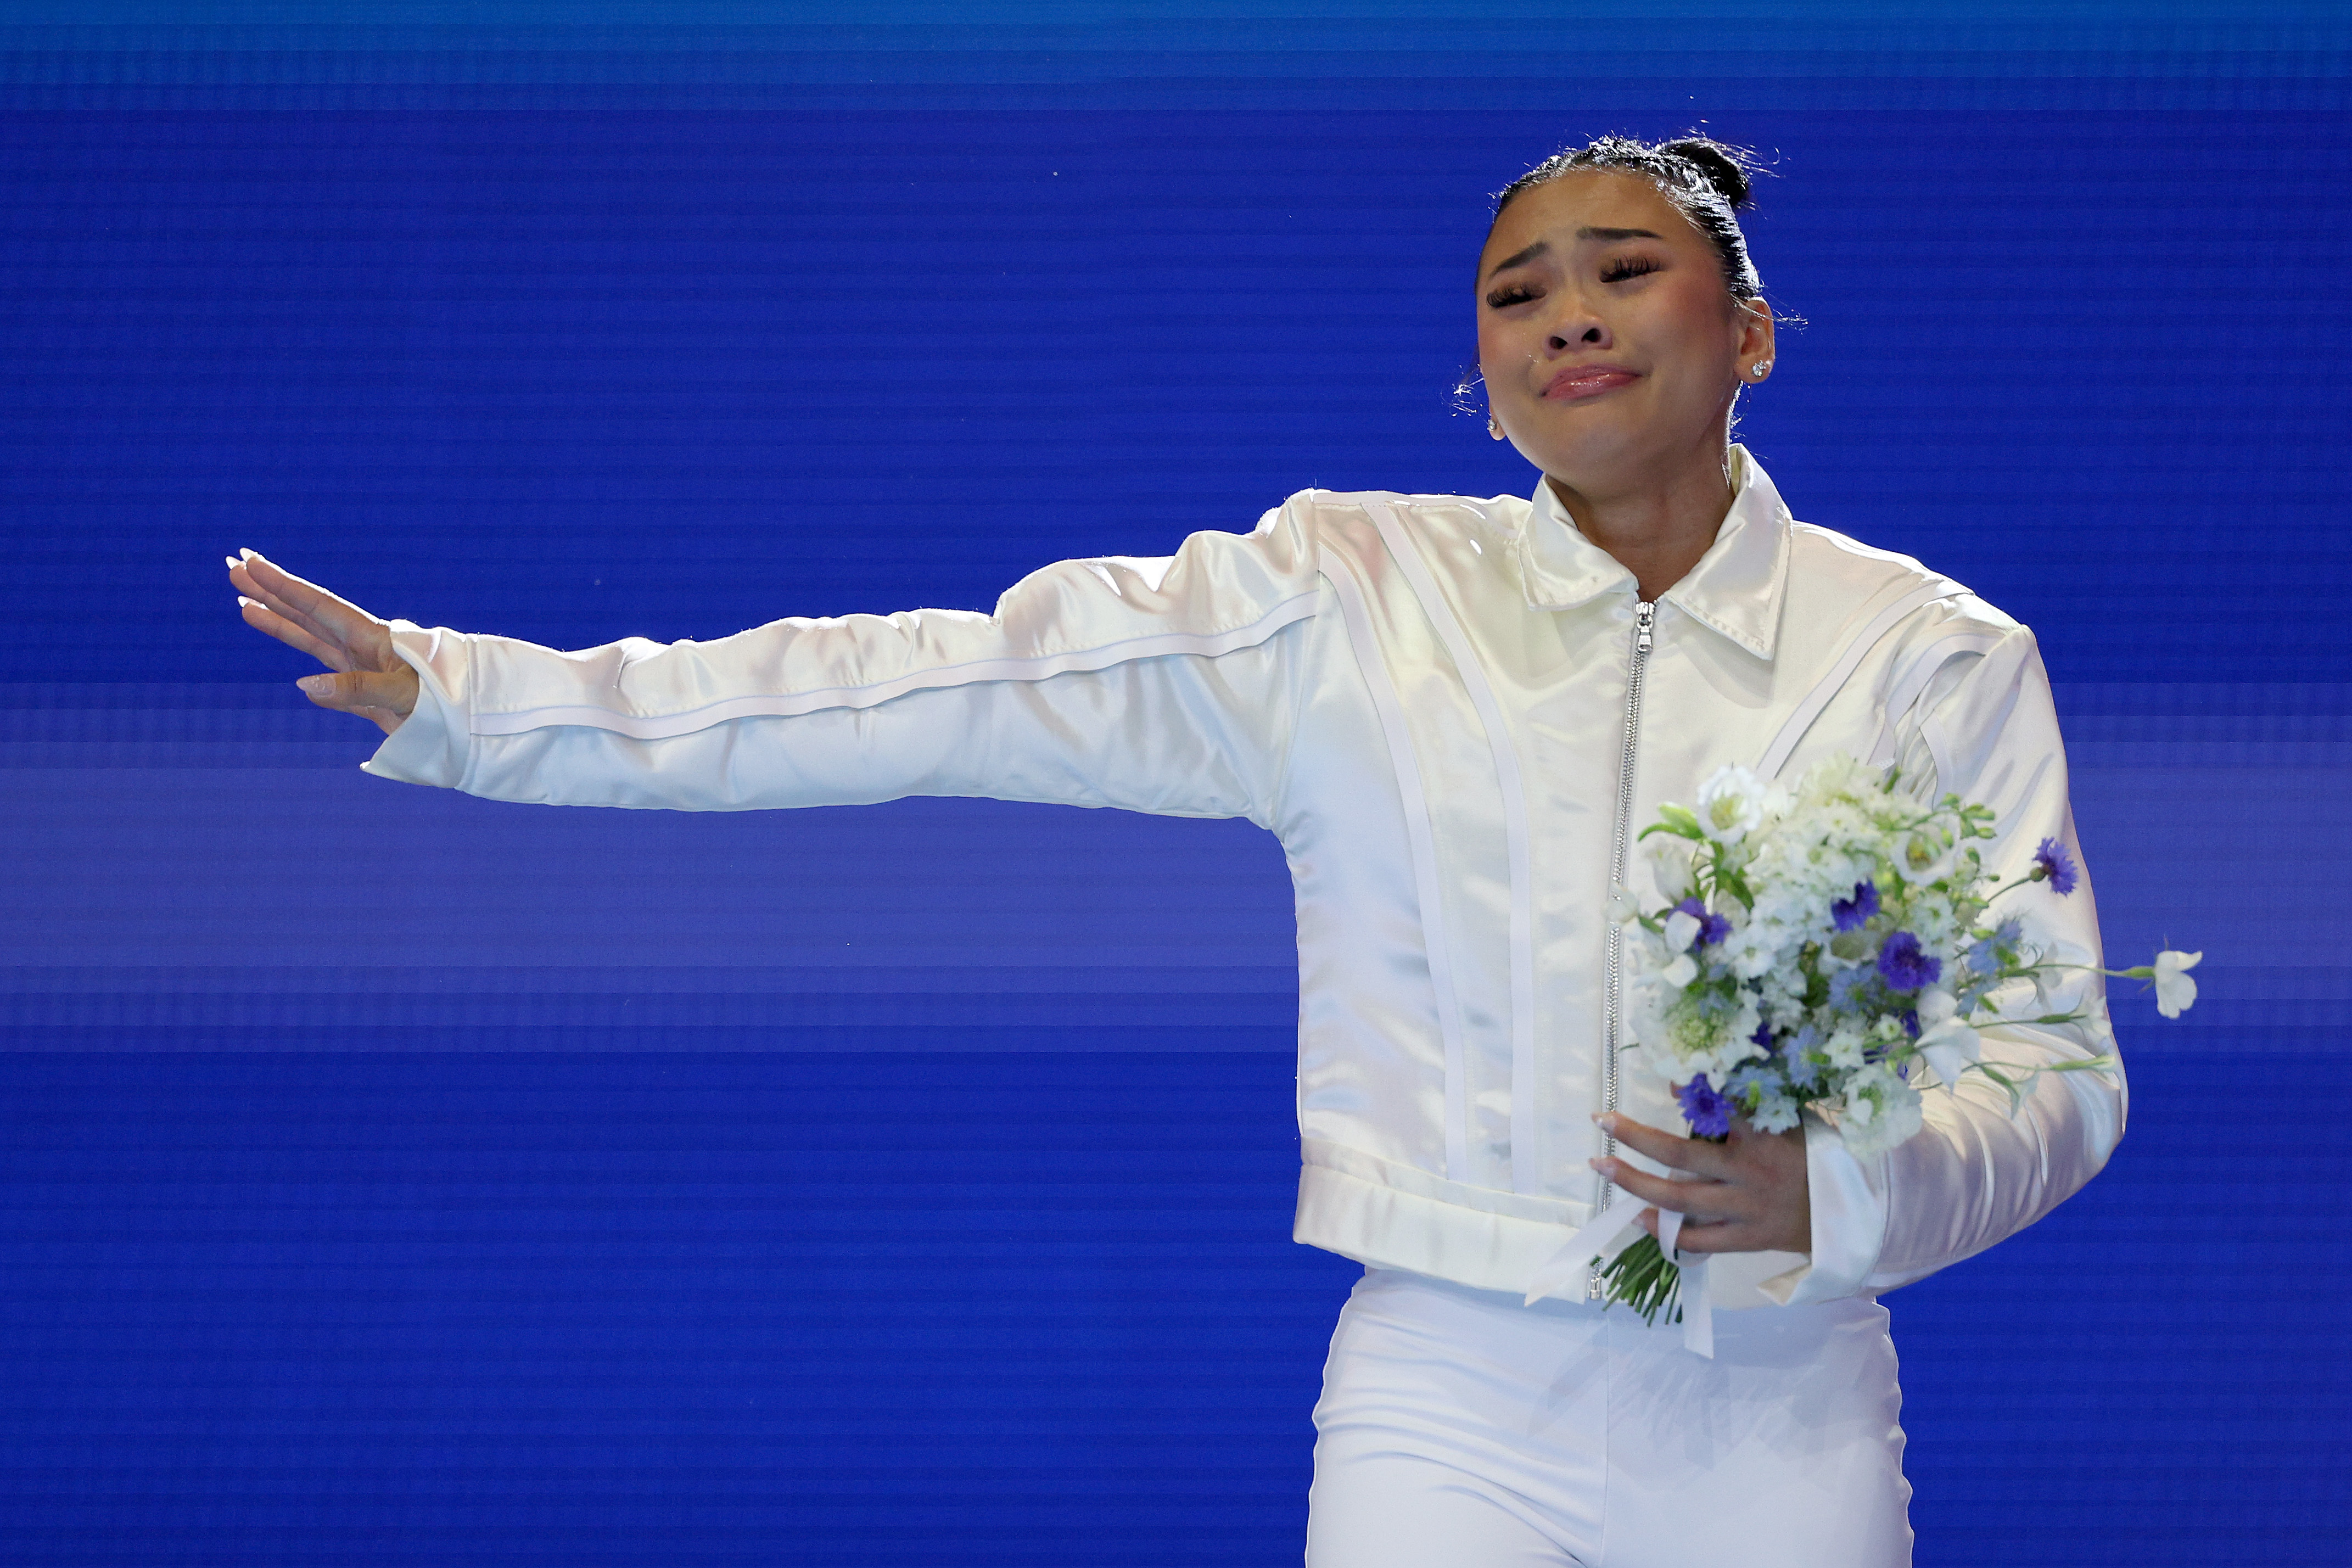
3, 5, 2348, 1564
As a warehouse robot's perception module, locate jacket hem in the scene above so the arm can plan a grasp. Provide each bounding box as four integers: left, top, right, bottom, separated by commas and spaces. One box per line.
1293, 1139, 1592, 1296
1293, 1138, 1830, 1311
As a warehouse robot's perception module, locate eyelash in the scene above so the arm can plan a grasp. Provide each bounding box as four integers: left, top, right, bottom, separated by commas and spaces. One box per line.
1484, 256, 1662, 309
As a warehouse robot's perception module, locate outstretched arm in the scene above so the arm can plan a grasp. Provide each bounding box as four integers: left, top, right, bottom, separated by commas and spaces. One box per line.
224, 500, 1328, 825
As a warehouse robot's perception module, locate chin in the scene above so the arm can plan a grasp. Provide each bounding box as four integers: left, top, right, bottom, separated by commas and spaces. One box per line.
1517, 418, 1647, 483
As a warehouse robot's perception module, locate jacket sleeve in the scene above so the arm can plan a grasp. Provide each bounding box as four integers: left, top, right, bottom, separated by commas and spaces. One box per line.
360, 497, 1327, 828
1776, 620, 2127, 1304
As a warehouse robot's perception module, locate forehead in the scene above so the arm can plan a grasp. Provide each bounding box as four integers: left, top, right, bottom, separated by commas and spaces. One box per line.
1479, 169, 1699, 266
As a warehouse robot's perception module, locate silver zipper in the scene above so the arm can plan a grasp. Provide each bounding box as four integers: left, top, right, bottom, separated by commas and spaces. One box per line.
1590, 596, 1655, 1297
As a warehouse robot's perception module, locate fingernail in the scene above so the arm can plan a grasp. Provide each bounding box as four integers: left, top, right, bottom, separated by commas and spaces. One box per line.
1596, 1112, 1620, 1134
224, 556, 241, 570
297, 675, 330, 695
1587, 1156, 1613, 1174
239, 548, 257, 561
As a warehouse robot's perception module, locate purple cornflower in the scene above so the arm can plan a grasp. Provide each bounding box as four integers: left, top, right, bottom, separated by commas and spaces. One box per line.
1876, 931, 1941, 993
1830, 880, 1880, 932
1675, 896, 1732, 947
2032, 838, 2079, 896
1677, 1073, 1734, 1139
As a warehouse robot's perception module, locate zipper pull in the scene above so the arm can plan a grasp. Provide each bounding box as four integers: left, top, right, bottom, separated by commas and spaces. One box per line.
1635, 600, 1655, 654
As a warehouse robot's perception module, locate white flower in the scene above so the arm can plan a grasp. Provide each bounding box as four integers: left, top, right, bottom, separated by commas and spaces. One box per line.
1839, 1062, 1924, 1157
2154, 950, 2202, 1018
1912, 987, 1981, 1093
1695, 764, 1775, 845
1643, 835, 1699, 899
1608, 884, 1644, 925
1895, 827, 1955, 885
1663, 908, 1702, 954
1748, 1084, 1802, 1134
1796, 751, 1874, 807
1660, 953, 1699, 989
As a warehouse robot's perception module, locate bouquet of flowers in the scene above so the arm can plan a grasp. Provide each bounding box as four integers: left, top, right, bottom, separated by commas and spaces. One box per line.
1587, 751, 2198, 1328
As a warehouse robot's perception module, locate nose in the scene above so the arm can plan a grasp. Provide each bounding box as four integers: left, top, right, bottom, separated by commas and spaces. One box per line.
1542, 290, 1610, 356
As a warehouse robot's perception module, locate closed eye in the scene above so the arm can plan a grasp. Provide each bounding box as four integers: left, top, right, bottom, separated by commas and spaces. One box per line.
1600, 256, 1661, 283
1484, 283, 1540, 309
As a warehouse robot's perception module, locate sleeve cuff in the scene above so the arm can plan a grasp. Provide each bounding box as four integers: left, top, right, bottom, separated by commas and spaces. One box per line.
1759, 1106, 1891, 1307
359, 621, 473, 789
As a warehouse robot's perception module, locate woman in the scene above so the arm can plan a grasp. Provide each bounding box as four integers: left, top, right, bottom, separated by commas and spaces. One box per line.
229, 135, 2121, 1565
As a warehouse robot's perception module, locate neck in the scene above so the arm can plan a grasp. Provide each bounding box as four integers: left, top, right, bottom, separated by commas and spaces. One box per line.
1545, 440, 1738, 603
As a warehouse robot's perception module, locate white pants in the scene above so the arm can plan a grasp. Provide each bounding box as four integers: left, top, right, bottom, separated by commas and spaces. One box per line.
1306, 1268, 1912, 1567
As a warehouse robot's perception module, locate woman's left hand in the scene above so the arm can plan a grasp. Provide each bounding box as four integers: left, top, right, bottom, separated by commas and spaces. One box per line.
1589, 1109, 1811, 1255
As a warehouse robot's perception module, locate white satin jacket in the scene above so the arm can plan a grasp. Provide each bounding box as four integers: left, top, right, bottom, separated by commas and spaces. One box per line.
366, 448, 2124, 1311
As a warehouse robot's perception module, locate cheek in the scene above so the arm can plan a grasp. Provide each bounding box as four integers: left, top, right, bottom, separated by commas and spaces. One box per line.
1475, 317, 1528, 380
1648, 282, 1739, 364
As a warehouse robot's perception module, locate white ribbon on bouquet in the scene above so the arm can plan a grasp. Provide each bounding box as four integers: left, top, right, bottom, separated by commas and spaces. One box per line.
1523, 1191, 1715, 1359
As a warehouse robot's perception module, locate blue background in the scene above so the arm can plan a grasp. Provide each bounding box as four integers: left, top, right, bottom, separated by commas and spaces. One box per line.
2, 4, 2348, 1563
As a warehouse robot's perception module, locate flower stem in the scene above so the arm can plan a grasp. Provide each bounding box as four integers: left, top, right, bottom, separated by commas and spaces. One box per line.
1595, 1233, 1683, 1326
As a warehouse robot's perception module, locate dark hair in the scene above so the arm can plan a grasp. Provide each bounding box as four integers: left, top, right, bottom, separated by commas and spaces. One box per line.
1490, 133, 1766, 303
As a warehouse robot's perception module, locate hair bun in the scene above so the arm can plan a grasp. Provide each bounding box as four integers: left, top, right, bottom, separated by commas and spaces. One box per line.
1658, 137, 1755, 209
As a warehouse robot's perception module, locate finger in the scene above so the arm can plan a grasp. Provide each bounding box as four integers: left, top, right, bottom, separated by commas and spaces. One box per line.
236, 551, 389, 661
1651, 1216, 1748, 1255
296, 668, 416, 720
1594, 1160, 1730, 1220
239, 596, 350, 671
1598, 1111, 1728, 1179
229, 558, 349, 656
1636, 1203, 1751, 1253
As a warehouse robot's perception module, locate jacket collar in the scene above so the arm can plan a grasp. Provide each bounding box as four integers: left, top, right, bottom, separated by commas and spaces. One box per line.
1514, 444, 1791, 660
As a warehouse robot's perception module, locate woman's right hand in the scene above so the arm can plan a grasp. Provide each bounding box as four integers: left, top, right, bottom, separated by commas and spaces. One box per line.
227, 550, 421, 736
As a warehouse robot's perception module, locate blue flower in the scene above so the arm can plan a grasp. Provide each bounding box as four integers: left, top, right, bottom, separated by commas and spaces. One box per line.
1830, 880, 1880, 932
2032, 838, 2079, 896
1829, 966, 1874, 1010
1675, 895, 1732, 947
1876, 931, 1941, 993
1901, 1009, 1920, 1039
1784, 1040, 1824, 1091
1751, 1021, 1777, 1053
1964, 917, 2024, 973
1677, 1073, 1734, 1139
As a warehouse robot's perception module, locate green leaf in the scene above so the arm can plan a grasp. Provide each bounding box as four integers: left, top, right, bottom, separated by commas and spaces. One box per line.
1654, 804, 1705, 839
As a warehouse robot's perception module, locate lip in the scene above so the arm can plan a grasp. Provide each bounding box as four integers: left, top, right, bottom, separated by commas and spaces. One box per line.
1542, 365, 1640, 402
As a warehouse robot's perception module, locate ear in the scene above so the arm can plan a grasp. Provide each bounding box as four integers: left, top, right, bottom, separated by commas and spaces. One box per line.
1737, 298, 1776, 366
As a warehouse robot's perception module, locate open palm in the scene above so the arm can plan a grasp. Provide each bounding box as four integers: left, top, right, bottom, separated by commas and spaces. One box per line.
227, 550, 419, 736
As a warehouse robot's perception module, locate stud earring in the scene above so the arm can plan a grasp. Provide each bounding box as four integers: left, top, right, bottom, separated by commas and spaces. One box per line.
1749, 360, 1773, 380
1487, 413, 1506, 441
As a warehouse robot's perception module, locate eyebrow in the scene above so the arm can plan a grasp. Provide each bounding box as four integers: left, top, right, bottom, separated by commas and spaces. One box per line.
1483, 227, 1666, 279
1485, 241, 1547, 278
